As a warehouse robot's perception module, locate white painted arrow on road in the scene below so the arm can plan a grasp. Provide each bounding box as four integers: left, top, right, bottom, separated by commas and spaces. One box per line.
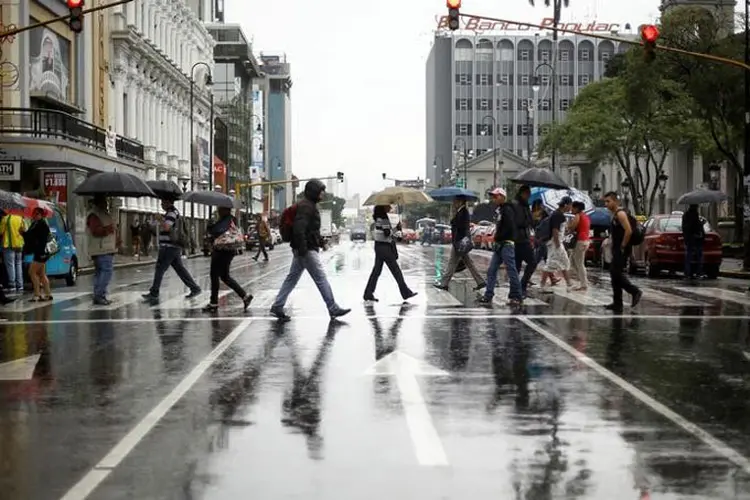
0, 354, 41, 381
364, 351, 449, 466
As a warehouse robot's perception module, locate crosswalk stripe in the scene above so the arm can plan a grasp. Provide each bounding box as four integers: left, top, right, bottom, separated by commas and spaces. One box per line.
65, 291, 147, 311
674, 287, 750, 306
153, 290, 231, 310
551, 287, 611, 306
425, 286, 462, 306
492, 288, 547, 307
639, 288, 708, 307
0, 292, 90, 313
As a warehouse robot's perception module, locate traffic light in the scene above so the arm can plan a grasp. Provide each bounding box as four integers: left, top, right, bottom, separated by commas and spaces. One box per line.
447, 0, 460, 31
67, 0, 84, 33
336, 171, 344, 182
640, 24, 659, 63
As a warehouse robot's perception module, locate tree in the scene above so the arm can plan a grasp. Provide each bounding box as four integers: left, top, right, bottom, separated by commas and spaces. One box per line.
538, 55, 708, 215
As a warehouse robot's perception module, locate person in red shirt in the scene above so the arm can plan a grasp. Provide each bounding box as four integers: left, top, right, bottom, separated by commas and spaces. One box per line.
567, 201, 591, 290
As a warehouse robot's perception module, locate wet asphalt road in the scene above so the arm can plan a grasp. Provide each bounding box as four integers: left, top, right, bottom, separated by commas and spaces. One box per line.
2, 242, 750, 499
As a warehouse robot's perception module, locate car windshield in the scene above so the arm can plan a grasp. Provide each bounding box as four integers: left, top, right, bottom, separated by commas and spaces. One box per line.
353, 226, 365, 233
658, 216, 712, 233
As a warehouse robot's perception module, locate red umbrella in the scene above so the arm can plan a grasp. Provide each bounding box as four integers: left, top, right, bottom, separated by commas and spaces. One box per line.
4, 197, 55, 218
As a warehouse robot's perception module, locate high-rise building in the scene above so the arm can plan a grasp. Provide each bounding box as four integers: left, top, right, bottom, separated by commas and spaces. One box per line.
425, 26, 634, 185
259, 53, 293, 212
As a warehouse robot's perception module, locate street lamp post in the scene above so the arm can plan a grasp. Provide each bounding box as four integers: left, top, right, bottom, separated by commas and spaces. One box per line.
189, 62, 213, 235
525, 99, 534, 167
453, 137, 468, 188
592, 184, 602, 206
709, 162, 721, 227
621, 178, 631, 210
432, 156, 443, 187
657, 171, 669, 214
480, 115, 498, 188
532, 62, 556, 172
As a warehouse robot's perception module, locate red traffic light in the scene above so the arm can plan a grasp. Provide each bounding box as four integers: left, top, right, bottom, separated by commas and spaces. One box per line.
447, 0, 461, 8
641, 24, 659, 43
67, 0, 83, 7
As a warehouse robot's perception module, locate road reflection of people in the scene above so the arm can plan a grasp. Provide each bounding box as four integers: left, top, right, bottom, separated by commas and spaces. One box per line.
367, 303, 406, 362
90, 319, 118, 401
152, 309, 187, 373
449, 316, 471, 371
486, 318, 529, 411
281, 321, 342, 460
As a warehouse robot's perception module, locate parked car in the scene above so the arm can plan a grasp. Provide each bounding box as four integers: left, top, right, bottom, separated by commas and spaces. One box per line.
402, 228, 417, 244
630, 213, 722, 278
351, 225, 367, 242
22, 205, 78, 286
434, 224, 452, 244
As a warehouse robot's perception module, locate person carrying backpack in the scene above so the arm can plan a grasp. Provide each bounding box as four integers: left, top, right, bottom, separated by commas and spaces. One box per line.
271, 179, 350, 322
603, 191, 642, 313
142, 196, 201, 303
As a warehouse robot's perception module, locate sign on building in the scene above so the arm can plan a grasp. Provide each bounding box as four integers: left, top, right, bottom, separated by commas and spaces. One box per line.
0, 161, 21, 181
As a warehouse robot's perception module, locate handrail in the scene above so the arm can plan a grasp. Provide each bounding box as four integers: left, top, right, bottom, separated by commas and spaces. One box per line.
0, 107, 144, 164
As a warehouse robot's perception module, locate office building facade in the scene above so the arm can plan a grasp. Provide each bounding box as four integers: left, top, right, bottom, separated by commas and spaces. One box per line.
425, 29, 633, 186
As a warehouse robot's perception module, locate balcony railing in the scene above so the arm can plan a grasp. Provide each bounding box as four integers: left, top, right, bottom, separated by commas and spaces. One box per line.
0, 108, 145, 164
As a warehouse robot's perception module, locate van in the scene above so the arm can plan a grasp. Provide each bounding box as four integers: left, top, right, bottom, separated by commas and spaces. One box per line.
23, 205, 79, 286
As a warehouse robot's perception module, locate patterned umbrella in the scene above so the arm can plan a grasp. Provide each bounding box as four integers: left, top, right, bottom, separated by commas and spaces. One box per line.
529, 187, 595, 214
0, 190, 28, 214
363, 186, 433, 206
6, 197, 55, 218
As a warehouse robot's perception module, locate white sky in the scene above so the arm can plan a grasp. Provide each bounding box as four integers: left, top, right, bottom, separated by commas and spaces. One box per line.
226, 0, 660, 200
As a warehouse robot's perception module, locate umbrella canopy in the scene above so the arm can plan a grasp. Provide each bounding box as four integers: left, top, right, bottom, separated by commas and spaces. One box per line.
74, 172, 156, 197
0, 190, 29, 214
511, 167, 569, 189
146, 180, 183, 199
676, 188, 728, 205
428, 186, 480, 202
363, 186, 433, 206
415, 217, 436, 225
181, 190, 238, 208
529, 187, 595, 214
588, 207, 613, 227
14, 197, 55, 218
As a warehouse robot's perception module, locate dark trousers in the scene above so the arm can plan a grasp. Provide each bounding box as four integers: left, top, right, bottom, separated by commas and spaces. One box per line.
255, 239, 268, 260
515, 240, 537, 293
610, 247, 640, 307
149, 245, 201, 296
210, 250, 246, 304
364, 242, 412, 299
684, 241, 703, 278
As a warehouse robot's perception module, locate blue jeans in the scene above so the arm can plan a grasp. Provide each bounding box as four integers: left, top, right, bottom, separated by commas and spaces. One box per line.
149, 245, 201, 296
93, 254, 114, 300
3, 248, 22, 291
684, 241, 704, 278
485, 244, 523, 301
272, 250, 337, 311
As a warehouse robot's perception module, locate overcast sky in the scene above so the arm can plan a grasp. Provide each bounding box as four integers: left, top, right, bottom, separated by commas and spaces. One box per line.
227, 0, 659, 201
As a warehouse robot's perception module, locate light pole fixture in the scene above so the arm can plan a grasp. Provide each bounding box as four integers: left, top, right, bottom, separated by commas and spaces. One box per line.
708, 162, 720, 186
657, 171, 668, 214
532, 62, 556, 173
453, 137, 468, 188
481, 115, 498, 188
178, 174, 190, 193
592, 183, 602, 203
432, 156, 443, 187
621, 178, 631, 209
189, 62, 213, 226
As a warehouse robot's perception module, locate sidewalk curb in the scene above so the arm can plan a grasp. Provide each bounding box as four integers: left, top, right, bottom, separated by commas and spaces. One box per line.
78, 253, 206, 276
719, 270, 750, 279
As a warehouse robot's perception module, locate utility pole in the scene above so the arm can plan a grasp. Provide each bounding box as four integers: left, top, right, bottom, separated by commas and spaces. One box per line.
744, 0, 750, 269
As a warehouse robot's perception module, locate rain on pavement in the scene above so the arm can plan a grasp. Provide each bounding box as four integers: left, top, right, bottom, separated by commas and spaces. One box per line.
1, 242, 750, 499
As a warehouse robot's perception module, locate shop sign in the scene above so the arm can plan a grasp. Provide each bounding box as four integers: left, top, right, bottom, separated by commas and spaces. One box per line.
43, 171, 67, 204
0, 161, 20, 181
436, 15, 622, 34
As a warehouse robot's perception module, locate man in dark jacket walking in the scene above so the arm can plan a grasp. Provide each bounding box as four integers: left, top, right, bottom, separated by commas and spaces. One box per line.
270, 179, 351, 321
478, 187, 523, 306
512, 185, 537, 296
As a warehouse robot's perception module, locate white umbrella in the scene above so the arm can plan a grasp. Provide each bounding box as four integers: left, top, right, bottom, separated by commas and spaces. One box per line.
363, 186, 433, 206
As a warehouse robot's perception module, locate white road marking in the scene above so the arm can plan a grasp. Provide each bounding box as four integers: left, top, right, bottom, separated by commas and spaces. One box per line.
551, 287, 612, 306
64, 291, 146, 311
0, 292, 90, 312
425, 286, 462, 306
639, 287, 708, 307
60, 318, 254, 500
517, 316, 750, 476
363, 351, 449, 466
674, 287, 750, 306
153, 290, 231, 310
491, 287, 547, 307
0, 354, 41, 380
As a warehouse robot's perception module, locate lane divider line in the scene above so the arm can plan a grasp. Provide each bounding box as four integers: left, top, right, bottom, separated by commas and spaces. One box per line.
517, 315, 750, 476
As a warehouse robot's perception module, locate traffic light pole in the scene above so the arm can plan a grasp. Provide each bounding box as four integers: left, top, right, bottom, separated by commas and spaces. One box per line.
0, 0, 133, 38
744, 0, 750, 269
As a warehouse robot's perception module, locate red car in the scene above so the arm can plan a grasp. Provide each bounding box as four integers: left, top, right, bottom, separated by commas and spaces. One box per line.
630, 213, 722, 278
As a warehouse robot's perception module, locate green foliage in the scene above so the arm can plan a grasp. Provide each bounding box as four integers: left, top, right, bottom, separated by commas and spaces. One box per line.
296, 191, 346, 227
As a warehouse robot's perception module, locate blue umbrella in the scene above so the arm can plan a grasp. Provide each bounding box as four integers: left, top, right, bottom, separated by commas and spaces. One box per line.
529, 187, 595, 214
428, 186, 480, 202
588, 207, 613, 227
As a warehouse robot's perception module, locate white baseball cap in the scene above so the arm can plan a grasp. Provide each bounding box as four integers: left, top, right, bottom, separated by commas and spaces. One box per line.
488, 187, 507, 197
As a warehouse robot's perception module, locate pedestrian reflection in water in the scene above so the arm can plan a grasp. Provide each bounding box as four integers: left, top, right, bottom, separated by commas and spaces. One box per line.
152, 309, 187, 373
486, 319, 529, 411
90, 320, 118, 400
449, 316, 472, 371
604, 316, 636, 377
678, 306, 704, 346
366, 303, 410, 394
281, 321, 342, 460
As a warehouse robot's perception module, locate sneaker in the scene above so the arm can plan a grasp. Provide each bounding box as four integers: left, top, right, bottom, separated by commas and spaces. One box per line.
243, 294, 254, 311
433, 283, 448, 291
93, 297, 112, 306
185, 289, 202, 299
202, 304, 218, 312
142, 292, 158, 301
476, 295, 492, 304
473, 282, 487, 291
330, 307, 351, 319
270, 306, 291, 322
363, 296, 379, 302
604, 303, 624, 313
631, 289, 643, 308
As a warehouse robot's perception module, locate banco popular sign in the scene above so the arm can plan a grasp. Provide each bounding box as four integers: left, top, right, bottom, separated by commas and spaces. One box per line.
436, 16, 622, 34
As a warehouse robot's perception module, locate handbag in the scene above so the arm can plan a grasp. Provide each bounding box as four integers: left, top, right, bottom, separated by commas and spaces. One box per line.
457, 236, 473, 255
212, 221, 244, 251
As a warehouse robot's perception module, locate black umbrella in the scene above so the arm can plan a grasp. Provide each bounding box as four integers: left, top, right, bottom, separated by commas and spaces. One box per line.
74, 171, 156, 197
181, 190, 238, 208
146, 180, 183, 199
511, 167, 569, 189
676, 188, 728, 205
0, 189, 28, 213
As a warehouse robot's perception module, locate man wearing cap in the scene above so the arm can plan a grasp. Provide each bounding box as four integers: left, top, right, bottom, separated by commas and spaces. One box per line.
478, 187, 523, 306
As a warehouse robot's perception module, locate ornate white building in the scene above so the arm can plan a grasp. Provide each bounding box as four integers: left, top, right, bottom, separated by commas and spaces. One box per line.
109, 0, 216, 216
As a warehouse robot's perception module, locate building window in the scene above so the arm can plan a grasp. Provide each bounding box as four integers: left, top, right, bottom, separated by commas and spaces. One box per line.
579, 74, 591, 85
501, 124, 511, 136
519, 74, 530, 85
499, 48, 514, 61
519, 49, 530, 60
560, 50, 570, 61
539, 124, 550, 135
538, 99, 550, 110
540, 75, 550, 86
500, 98, 510, 110
540, 50, 550, 62
579, 50, 591, 61
477, 74, 492, 85
497, 74, 510, 85
560, 99, 571, 110
560, 75, 571, 86
456, 98, 471, 110
517, 124, 531, 135
456, 124, 470, 135
601, 52, 611, 61
477, 98, 491, 110
455, 73, 471, 85
518, 99, 529, 110
477, 124, 492, 136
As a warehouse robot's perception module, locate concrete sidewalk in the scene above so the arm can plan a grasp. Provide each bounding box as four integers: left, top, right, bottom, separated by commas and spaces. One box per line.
78, 252, 205, 275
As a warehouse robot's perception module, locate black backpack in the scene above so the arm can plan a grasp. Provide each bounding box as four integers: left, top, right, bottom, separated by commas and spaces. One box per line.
617, 209, 644, 246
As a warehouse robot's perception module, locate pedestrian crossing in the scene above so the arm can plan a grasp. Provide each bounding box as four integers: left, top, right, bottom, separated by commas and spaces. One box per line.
673, 287, 750, 306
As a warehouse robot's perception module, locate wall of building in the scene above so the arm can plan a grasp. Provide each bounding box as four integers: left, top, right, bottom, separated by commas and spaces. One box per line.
425, 37, 453, 185
267, 87, 288, 211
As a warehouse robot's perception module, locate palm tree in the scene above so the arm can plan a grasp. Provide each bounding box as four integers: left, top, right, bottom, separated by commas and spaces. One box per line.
528, 0, 568, 6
